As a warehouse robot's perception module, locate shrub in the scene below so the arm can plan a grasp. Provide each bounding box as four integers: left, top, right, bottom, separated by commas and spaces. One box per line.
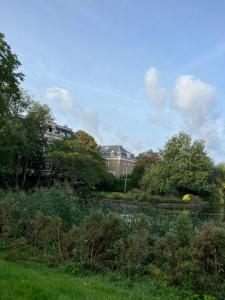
3, 187, 83, 230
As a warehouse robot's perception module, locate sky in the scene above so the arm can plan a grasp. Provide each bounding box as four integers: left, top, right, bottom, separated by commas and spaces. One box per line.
1, 0, 225, 161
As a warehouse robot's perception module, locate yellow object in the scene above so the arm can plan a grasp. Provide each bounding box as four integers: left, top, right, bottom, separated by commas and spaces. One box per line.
182, 194, 191, 201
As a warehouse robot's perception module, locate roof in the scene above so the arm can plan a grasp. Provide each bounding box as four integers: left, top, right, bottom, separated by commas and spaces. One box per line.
100, 145, 135, 159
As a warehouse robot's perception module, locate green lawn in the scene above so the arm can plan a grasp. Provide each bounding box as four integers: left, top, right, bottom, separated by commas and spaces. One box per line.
0, 257, 200, 300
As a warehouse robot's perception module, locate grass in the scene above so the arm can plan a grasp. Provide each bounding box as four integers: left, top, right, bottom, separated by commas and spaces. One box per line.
0, 256, 200, 300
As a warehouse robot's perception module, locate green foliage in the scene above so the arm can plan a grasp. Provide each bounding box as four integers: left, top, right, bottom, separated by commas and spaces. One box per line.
0, 32, 25, 122
192, 223, 225, 274
0, 95, 52, 188
0, 34, 52, 188
172, 211, 193, 247
213, 163, 225, 204
97, 173, 133, 193
142, 132, 215, 198
0, 188, 224, 298
131, 150, 160, 188
123, 214, 151, 277
3, 187, 84, 231
66, 211, 126, 271
47, 139, 107, 191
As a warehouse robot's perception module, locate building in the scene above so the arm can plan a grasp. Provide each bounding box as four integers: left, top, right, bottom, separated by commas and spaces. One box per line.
45, 123, 74, 142
100, 145, 136, 177
41, 123, 74, 180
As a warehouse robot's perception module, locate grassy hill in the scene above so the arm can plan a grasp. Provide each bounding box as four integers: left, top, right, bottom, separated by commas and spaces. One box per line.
0, 257, 200, 300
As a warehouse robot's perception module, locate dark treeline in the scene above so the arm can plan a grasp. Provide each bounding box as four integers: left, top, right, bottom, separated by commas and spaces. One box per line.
0, 187, 224, 299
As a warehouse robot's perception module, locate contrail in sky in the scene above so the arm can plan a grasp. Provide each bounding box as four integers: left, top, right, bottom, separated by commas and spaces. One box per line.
46, 74, 148, 106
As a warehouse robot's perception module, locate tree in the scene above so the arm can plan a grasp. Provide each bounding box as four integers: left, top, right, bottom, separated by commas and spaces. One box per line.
131, 150, 160, 188
0, 33, 25, 123
142, 132, 214, 197
0, 97, 52, 188
0, 34, 52, 188
0, 33, 27, 186
46, 138, 106, 191
21, 101, 52, 187
74, 130, 98, 150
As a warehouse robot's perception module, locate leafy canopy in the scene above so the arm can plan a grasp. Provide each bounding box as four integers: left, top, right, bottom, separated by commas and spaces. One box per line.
0, 32, 25, 120
142, 132, 214, 196
47, 138, 106, 189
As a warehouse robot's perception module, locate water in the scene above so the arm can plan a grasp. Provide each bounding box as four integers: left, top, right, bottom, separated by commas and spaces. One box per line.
97, 199, 225, 235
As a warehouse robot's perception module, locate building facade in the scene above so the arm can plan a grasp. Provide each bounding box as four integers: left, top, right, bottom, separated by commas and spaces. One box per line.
45, 123, 74, 142
41, 123, 74, 179
100, 145, 136, 177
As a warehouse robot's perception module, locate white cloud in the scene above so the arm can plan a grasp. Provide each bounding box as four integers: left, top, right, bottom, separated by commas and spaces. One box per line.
171, 75, 225, 154
44, 87, 103, 144
144, 67, 225, 156
44, 87, 73, 112
172, 75, 216, 127
145, 67, 167, 112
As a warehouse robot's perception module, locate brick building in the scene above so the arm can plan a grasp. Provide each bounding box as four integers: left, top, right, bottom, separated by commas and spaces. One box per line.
100, 145, 136, 177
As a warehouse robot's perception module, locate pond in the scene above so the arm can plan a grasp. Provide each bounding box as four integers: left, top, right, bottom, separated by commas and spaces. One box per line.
97, 199, 225, 235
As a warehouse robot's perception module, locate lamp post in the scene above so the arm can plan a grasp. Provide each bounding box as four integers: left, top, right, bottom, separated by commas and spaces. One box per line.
124, 168, 128, 193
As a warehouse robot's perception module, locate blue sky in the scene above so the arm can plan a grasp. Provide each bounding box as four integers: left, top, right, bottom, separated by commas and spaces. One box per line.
1, 0, 225, 161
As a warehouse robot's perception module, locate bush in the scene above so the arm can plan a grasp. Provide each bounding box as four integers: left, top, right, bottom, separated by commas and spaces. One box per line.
1, 188, 225, 299
3, 187, 84, 230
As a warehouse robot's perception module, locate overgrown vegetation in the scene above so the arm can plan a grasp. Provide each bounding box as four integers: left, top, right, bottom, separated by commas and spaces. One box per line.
0, 187, 224, 299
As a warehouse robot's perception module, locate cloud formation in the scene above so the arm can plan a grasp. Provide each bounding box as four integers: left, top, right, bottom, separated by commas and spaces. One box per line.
171, 75, 224, 153
145, 67, 167, 113
44, 87, 102, 144
145, 67, 225, 156
172, 75, 216, 127
43, 87, 147, 154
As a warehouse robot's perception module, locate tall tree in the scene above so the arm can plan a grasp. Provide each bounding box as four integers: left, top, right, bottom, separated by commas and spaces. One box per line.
142, 132, 214, 197
0, 32, 25, 122
0, 33, 52, 188
21, 101, 52, 187
0, 33, 26, 186
0, 98, 52, 187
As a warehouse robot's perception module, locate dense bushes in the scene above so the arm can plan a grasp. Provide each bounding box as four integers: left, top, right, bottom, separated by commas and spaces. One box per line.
0, 188, 225, 299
